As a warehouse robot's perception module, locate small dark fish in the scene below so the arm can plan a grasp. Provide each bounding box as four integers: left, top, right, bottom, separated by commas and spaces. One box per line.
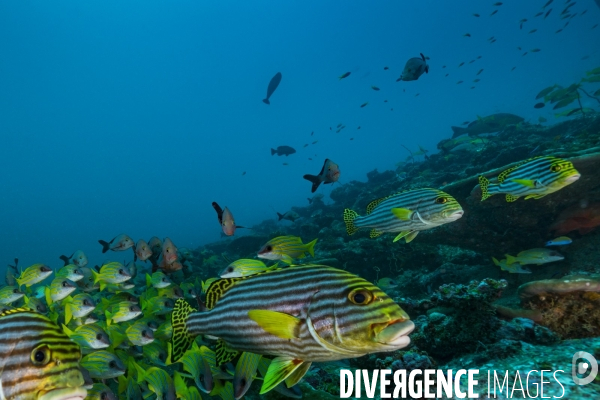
242, 171, 246, 175
511, 67, 516, 71
442, 65, 446, 68
529, 29, 537, 33
360, 102, 368, 108
487, 36, 495, 41
477, 69, 483, 75
357, 126, 361, 130
350, 138, 354, 140
371, 86, 380, 91
383, 66, 389, 70
543, 0, 553, 8
276, 211, 300, 222
271, 146, 296, 156
473, 13, 480, 17
337, 123, 342, 128
523, 52, 528, 56
534, 103, 545, 109
530, 48, 541, 52
491, 39, 496, 43
463, 33, 471, 37
311, 131, 314, 136
535, 11, 544, 17
493, 2, 502, 5
469, 60, 475, 64
283, 163, 288, 166
556, 28, 563, 33
399, 53, 429, 81
303, 159, 340, 193
477, 56, 482, 59
490, 10, 498, 16
262, 72, 282, 105
308, 158, 312, 160
470, 86, 476, 89
581, 10, 587, 15
445, 73, 449, 77
459, 62, 465, 67
517, 46, 522, 50
545, 9, 552, 18
303, 144, 308, 148
312, 141, 318, 144
473, 79, 480, 82
593, 24, 598, 29
338, 72, 351, 80
457, 81, 463, 84
384, 100, 388, 102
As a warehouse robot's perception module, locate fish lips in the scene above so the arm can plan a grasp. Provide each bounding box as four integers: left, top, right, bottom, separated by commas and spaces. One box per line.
38, 387, 87, 400
447, 209, 464, 221
562, 173, 581, 184
375, 319, 415, 348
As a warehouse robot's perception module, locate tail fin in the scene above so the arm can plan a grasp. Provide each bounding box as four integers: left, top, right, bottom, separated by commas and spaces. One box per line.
505, 254, 517, 265
271, 148, 276, 156
305, 238, 318, 257
451, 126, 468, 138
307, 198, 313, 204
263, 99, 270, 105
171, 299, 198, 363
59, 254, 71, 266
277, 212, 285, 221
302, 174, 322, 193
98, 240, 110, 253
492, 257, 500, 267
343, 209, 360, 235
478, 175, 492, 201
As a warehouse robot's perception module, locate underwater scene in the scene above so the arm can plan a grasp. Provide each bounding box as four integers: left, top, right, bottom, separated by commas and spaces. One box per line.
1, 0, 600, 399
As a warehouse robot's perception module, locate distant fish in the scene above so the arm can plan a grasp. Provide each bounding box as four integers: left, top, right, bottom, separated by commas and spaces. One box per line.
459, 62, 465, 67
383, 66, 389, 70
371, 86, 380, 91
212, 202, 245, 236
473, 13, 480, 17
543, 0, 553, 8
262, 72, 282, 105
539, 116, 547, 123
338, 72, 351, 80
476, 69, 484, 75
98, 234, 134, 253
493, 2, 502, 5
270, 146, 296, 156
490, 10, 498, 15
545, 9, 552, 18
492, 257, 531, 274
535, 11, 544, 16
534, 102, 545, 109
59, 250, 88, 267
134, 239, 152, 262
277, 211, 300, 222
399, 53, 429, 81
529, 29, 537, 33
360, 102, 369, 108
303, 159, 340, 193
546, 236, 572, 246
463, 33, 471, 37
506, 248, 564, 265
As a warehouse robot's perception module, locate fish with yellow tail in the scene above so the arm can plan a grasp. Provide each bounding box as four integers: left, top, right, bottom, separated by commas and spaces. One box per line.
257, 235, 317, 264
343, 188, 463, 243
0, 307, 87, 400
170, 264, 414, 395
478, 156, 580, 202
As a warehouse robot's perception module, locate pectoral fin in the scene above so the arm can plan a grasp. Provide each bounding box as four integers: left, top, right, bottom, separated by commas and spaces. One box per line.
260, 357, 304, 394
511, 178, 536, 188
248, 310, 301, 339
391, 207, 413, 221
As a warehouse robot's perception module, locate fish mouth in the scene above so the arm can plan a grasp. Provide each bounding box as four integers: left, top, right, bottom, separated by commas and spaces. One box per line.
562, 173, 581, 184
375, 319, 415, 347
38, 387, 87, 400
445, 209, 464, 221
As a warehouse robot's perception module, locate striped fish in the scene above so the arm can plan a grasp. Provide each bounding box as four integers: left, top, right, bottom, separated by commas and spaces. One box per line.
478, 156, 580, 202
257, 236, 318, 263
0, 307, 87, 400
170, 265, 414, 394
343, 188, 464, 243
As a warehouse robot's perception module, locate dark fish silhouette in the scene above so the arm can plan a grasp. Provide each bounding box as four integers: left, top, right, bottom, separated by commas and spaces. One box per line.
271, 146, 296, 156
263, 72, 282, 105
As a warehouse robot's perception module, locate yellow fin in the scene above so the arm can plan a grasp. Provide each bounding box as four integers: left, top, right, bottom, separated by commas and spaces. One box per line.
248, 310, 300, 339
215, 338, 239, 366
392, 231, 411, 243
505, 194, 519, 202
366, 197, 388, 214
404, 231, 419, 243
391, 207, 413, 221
170, 299, 197, 363
285, 361, 311, 388
343, 209, 360, 235
205, 278, 239, 310
511, 178, 536, 188
525, 193, 546, 200
491, 257, 500, 267
65, 303, 72, 325
505, 254, 517, 265
369, 229, 383, 238
305, 238, 317, 257
260, 357, 304, 394
478, 175, 492, 201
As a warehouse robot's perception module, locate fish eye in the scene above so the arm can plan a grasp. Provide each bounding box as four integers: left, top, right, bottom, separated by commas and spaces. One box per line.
31, 345, 50, 365
162, 278, 167, 282
62, 281, 69, 287
101, 393, 108, 400
118, 269, 124, 274
83, 300, 91, 306
550, 165, 561, 172
435, 196, 448, 204
37, 305, 44, 312
108, 360, 117, 369
13, 289, 19, 293
227, 267, 233, 272
74, 269, 80, 274
96, 333, 103, 340
348, 288, 374, 305
266, 245, 272, 251
41, 266, 50, 272
129, 306, 136, 312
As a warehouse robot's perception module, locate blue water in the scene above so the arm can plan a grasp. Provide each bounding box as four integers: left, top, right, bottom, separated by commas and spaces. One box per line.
0, 0, 598, 268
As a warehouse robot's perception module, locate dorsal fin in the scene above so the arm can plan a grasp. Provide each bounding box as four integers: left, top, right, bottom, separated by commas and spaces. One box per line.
366, 197, 388, 214
205, 278, 240, 310
497, 156, 541, 183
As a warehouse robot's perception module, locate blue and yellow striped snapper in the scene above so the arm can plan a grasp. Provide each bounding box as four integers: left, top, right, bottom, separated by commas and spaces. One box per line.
478, 156, 580, 202
80, 350, 126, 379
45, 277, 77, 305
219, 259, 276, 278
343, 188, 464, 243
56, 264, 84, 282
0, 286, 24, 305
0, 308, 87, 400
62, 323, 111, 350
171, 265, 414, 394
16, 263, 53, 288
257, 236, 318, 263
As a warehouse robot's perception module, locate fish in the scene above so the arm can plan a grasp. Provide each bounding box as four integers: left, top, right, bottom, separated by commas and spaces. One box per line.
262, 72, 282, 105
98, 234, 134, 253
360, 102, 369, 108
492, 257, 532, 274
59, 250, 88, 267
270, 146, 296, 156
543, 0, 553, 7
530, 48, 541, 52
147, 271, 173, 289
149, 236, 163, 256
277, 210, 301, 222
212, 202, 245, 236
180, 282, 198, 299
473, 13, 480, 17
478, 156, 581, 202
159, 238, 182, 273
338, 72, 351, 80
490, 10, 498, 15
170, 265, 414, 394
134, 239, 153, 262
5, 258, 18, 286
581, 76, 600, 83
451, 113, 525, 137
86, 383, 117, 400
534, 102, 545, 109
550, 202, 600, 235
463, 33, 471, 37
46, 277, 77, 304
458, 62, 465, 67
376, 277, 398, 290
529, 29, 537, 33
587, 67, 600, 76
16, 263, 53, 288
24, 294, 48, 314
62, 324, 111, 349
91, 262, 131, 290
126, 320, 155, 346
535, 11, 544, 16
493, 2, 502, 5
233, 351, 262, 398
343, 188, 464, 243
135, 364, 176, 399
303, 158, 341, 193
536, 85, 557, 99
257, 236, 318, 263
81, 350, 126, 379
0, 286, 24, 305
219, 259, 275, 278
399, 53, 429, 81
106, 301, 142, 323
307, 193, 325, 204
505, 248, 564, 265
371, 85, 380, 91
0, 308, 87, 399
545, 9, 552, 18
546, 236, 572, 246
63, 293, 96, 324
57, 264, 85, 282
477, 69, 483, 75
142, 297, 175, 316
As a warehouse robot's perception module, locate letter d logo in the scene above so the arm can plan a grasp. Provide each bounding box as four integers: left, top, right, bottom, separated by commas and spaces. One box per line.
572, 351, 598, 385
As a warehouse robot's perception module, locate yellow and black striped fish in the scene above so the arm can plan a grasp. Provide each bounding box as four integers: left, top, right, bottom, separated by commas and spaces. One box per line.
171, 265, 414, 394
478, 156, 580, 202
0, 307, 86, 400
343, 188, 463, 243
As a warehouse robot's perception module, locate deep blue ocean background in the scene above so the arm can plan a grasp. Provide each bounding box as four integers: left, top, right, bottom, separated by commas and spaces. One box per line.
0, 0, 598, 269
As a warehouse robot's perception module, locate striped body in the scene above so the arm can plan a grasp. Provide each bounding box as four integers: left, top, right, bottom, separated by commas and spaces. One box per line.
176, 265, 413, 363
0, 308, 86, 400
257, 236, 317, 261
343, 188, 463, 241
479, 156, 580, 202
